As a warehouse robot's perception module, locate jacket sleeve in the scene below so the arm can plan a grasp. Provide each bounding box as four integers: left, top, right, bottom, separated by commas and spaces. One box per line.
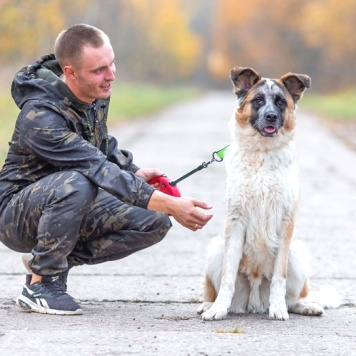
105, 135, 140, 173
19, 101, 154, 208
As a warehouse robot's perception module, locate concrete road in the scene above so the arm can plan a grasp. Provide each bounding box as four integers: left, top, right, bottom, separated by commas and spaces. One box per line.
1, 92, 355, 355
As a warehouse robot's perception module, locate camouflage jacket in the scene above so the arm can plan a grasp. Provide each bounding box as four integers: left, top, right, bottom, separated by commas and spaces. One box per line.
0, 54, 155, 211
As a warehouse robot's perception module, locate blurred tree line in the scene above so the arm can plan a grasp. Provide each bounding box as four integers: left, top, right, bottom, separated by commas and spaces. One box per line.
1, 0, 355, 92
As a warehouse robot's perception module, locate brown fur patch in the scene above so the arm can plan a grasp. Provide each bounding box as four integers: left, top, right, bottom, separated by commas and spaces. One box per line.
204, 275, 217, 302
236, 105, 252, 128
284, 110, 296, 132
236, 88, 260, 128
282, 91, 297, 132
281, 220, 296, 278
300, 279, 309, 299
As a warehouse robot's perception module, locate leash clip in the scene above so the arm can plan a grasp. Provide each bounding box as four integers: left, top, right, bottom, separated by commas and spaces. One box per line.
153, 144, 230, 190
212, 151, 224, 163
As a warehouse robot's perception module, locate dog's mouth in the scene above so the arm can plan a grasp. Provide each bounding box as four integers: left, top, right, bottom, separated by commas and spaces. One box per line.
261, 126, 278, 136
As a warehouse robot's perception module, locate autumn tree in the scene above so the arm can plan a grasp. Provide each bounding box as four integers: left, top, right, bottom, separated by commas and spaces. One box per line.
105, 0, 202, 83
1, 0, 356, 90
0, 0, 202, 84
301, 0, 356, 90
0, 0, 65, 63
206, 0, 312, 83
202, 0, 356, 91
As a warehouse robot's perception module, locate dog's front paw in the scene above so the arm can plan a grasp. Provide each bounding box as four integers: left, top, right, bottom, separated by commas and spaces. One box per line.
201, 305, 229, 321
269, 304, 289, 321
197, 302, 213, 315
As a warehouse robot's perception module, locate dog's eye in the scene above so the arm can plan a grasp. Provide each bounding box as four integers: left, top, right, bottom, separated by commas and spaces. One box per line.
276, 99, 286, 107
254, 97, 264, 105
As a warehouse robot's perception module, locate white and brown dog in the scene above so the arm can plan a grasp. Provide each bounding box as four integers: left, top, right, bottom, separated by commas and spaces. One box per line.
197, 67, 339, 321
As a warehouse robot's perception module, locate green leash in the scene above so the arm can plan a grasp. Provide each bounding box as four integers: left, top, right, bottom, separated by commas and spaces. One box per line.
170, 145, 229, 186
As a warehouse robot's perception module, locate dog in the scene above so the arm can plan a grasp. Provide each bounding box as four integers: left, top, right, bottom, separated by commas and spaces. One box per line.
197, 67, 339, 321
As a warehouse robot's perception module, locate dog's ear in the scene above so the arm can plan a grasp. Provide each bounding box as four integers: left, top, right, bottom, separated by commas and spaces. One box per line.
230, 67, 261, 98
279, 73, 311, 102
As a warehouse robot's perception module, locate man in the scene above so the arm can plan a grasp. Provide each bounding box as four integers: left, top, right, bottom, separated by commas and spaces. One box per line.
0, 24, 213, 315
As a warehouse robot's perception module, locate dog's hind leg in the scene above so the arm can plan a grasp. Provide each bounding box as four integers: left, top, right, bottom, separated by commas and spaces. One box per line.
288, 279, 324, 316
285, 240, 310, 307
289, 299, 324, 316
286, 240, 324, 316
197, 237, 223, 314
197, 275, 217, 314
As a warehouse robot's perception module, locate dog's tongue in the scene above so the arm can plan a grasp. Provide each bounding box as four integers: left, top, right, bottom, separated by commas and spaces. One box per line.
264, 126, 276, 134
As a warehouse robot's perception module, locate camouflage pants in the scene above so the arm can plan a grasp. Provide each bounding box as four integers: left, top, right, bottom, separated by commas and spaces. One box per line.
0, 171, 172, 276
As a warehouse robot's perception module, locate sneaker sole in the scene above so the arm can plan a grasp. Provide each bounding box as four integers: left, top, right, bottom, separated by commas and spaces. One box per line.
16, 295, 83, 315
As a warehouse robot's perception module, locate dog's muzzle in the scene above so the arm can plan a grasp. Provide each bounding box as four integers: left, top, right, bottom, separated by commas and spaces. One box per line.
259, 111, 281, 137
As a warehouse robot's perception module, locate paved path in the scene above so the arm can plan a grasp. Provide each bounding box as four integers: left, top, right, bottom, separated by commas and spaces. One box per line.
1, 92, 355, 355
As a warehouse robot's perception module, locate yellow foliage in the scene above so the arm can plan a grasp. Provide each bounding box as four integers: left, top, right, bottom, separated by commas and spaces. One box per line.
302, 0, 356, 59
0, 0, 65, 62
0, 0, 201, 82
1, 0, 354, 89
128, 0, 201, 78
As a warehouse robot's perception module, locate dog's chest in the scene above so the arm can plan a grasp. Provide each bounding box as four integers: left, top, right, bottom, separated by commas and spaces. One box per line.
225, 148, 299, 278
226, 148, 298, 200
225, 147, 299, 243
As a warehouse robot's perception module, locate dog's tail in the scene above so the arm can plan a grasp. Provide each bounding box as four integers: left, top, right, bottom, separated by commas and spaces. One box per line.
305, 286, 342, 309
290, 240, 342, 309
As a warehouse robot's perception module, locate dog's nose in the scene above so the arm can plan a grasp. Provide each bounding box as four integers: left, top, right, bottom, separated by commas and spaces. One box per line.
265, 112, 278, 123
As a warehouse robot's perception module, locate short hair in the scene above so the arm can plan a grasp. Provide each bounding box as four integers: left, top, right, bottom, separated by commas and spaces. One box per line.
54, 24, 110, 69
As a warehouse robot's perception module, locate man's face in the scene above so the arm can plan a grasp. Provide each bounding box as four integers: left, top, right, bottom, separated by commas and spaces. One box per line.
71, 40, 116, 104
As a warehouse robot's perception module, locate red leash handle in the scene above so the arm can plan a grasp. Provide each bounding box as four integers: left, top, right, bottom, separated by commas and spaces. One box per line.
148, 176, 181, 197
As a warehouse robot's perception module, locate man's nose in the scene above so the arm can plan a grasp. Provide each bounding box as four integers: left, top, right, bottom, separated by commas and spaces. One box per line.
107, 66, 116, 81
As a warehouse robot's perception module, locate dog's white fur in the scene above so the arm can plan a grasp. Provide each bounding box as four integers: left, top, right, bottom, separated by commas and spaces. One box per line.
197, 67, 340, 321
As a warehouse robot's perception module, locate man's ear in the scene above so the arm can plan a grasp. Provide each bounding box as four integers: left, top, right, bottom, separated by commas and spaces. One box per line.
230, 67, 261, 98
279, 73, 311, 102
63, 65, 77, 80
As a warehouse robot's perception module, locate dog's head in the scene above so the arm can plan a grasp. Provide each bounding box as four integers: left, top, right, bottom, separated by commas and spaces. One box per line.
230, 67, 310, 138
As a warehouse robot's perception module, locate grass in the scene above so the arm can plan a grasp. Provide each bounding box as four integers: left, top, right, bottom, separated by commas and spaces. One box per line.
109, 83, 202, 122
0, 90, 19, 165
0, 83, 201, 165
300, 89, 356, 121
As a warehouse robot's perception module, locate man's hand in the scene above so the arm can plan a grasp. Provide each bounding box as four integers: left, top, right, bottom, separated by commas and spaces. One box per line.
147, 190, 213, 231
135, 168, 164, 183
169, 197, 213, 231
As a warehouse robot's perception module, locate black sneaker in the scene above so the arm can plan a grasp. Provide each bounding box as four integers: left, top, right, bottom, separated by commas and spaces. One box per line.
16, 275, 83, 315
22, 254, 69, 292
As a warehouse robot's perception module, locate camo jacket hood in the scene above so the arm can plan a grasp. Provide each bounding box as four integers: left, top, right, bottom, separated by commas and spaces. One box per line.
0, 54, 155, 210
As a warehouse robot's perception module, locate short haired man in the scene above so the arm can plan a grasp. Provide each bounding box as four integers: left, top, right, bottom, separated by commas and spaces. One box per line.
0, 24, 212, 315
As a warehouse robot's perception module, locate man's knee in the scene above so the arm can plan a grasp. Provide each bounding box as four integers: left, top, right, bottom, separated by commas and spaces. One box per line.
56, 171, 97, 206
151, 212, 172, 244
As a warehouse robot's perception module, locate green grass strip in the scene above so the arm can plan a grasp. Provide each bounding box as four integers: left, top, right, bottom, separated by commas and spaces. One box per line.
301, 90, 356, 121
